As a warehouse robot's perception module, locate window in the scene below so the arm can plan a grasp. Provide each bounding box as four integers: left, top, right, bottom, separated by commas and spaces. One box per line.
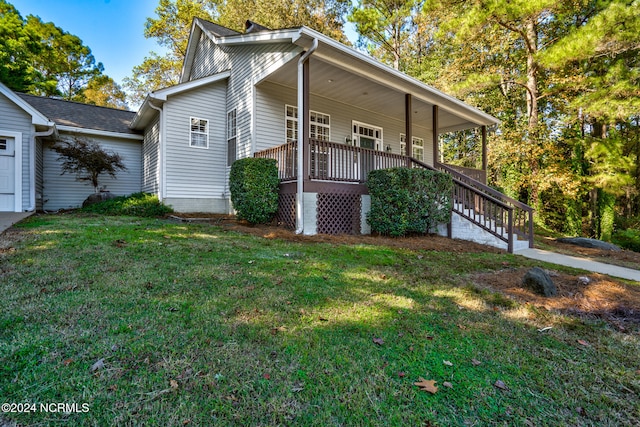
400, 134, 425, 161
227, 109, 237, 166
0, 139, 6, 150
285, 106, 331, 142
285, 105, 330, 177
285, 105, 298, 144
310, 111, 330, 141
190, 117, 208, 148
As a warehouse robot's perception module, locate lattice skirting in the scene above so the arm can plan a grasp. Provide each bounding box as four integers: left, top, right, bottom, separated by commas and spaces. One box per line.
316, 192, 362, 235
276, 191, 296, 230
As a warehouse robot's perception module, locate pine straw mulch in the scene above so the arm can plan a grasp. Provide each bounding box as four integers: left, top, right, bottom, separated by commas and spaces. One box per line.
471, 268, 640, 333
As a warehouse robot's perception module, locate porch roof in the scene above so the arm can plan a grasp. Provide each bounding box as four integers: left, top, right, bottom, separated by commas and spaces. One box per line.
215, 25, 500, 132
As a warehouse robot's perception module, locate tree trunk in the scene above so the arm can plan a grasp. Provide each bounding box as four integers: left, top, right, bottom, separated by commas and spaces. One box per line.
525, 17, 540, 207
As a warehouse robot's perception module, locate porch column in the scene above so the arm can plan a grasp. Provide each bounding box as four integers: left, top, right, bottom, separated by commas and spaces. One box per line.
481, 125, 487, 171
432, 105, 439, 166
302, 58, 310, 187
405, 94, 412, 167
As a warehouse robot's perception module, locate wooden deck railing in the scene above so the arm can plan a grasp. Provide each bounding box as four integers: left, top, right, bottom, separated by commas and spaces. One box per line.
255, 140, 533, 252
442, 164, 486, 184
433, 162, 534, 251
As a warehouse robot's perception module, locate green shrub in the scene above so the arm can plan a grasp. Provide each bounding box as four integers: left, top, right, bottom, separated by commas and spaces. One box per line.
229, 157, 279, 224
366, 167, 453, 236
81, 192, 173, 217
612, 228, 640, 252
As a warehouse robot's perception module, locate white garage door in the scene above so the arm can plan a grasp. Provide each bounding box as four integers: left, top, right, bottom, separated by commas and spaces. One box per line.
0, 137, 16, 211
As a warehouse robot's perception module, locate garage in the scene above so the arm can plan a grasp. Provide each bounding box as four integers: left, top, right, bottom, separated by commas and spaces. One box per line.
0, 136, 15, 211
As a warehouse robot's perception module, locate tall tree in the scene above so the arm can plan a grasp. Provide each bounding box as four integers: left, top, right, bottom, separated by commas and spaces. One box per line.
26, 15, 104, 100
83, 75, 129, 110
0, 0, 47, 92
0, 1, 121, 108
349, 0, 424, 71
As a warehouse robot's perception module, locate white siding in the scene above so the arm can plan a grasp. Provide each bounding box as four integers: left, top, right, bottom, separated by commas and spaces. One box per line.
35, 138, 43, 210
142, 117, 160, 194
0, 92, 33, 210
163, 81, 227, 200
191, 32, 231, 80
42, 134, 142, 211
186, 37, 300, 160
255, 82, 435, 166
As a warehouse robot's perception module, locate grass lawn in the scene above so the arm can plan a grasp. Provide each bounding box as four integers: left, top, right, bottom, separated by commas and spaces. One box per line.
1, 214, 639, 426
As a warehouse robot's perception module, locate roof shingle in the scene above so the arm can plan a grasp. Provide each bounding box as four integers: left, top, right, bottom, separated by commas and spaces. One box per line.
16, 93, 139, 135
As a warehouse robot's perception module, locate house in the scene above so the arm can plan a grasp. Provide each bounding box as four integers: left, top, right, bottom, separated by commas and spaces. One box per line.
0, 18, 533, 252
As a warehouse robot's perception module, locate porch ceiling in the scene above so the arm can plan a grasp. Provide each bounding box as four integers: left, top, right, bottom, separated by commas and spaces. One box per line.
261, 55, 482, 133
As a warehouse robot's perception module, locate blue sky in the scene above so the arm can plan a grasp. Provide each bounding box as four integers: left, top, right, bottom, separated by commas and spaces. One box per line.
11, 0, 166, 86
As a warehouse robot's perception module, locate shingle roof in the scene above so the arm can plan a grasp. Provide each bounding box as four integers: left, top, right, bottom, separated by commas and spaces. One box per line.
16, 93, 139, 135
195, 18, 240, 37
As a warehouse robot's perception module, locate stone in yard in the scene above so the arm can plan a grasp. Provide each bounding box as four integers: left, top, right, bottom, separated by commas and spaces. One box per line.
522, 267, 557, 297
556, 237, 620, 251
82, 191, 116, 207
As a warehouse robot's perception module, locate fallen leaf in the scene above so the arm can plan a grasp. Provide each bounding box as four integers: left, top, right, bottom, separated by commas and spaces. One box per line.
471, 359, 482, 366
318, 316, 329, 322
494, 380, 509, 391
577, 339, 590, 346
425, 336, 434, 340
182, 420, 191, 425
380, 274, 387, 279
457, 324, 467, 330
576, 407, 587, 416
537, 326, 553, 332
170, 379, 179, 389
90, 358, 105, 372
414, 378, 438, 394
442, 381, 453, 389
263, 373, 271, 380
372, 337, 384, 346
398, 372, 406, 378
62, 358, 73, 366
408, 346, 414, 351
443, 360, 453, 366
107, 385, 117, 392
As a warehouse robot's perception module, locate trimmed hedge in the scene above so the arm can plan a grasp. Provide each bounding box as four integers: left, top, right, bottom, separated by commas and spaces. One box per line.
80, 192, 173, 217
366, 167, 453, 236
229, 157, 279, 224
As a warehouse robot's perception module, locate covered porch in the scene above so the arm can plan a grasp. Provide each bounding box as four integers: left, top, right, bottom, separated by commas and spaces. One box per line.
251, 32, 532, 251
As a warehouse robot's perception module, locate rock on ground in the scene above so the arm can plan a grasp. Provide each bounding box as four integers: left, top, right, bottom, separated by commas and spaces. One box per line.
556, 237, 620, 251
522, 267, 557, 297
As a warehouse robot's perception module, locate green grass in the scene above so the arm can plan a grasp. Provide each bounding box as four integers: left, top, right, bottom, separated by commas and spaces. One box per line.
1, 214, 639, 426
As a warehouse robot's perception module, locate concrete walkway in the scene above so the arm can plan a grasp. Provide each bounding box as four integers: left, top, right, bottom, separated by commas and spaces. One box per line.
516, 248, 640, 282
0, 212, 33, 234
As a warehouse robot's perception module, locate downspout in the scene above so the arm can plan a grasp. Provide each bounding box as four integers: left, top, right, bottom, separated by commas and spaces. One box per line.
29, 125, 55, 211
296, 38, 318, 234
148, 101, 164, 201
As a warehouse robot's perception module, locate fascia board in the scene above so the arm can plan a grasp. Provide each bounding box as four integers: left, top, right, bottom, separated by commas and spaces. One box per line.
0, 83, 54, 127
57, 125, 144, 140
217, 29, 302, 46
180, 21, 203, 83
151, 71, 231, 100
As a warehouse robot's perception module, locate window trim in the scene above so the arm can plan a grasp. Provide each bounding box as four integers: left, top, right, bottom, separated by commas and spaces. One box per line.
227, 109, 237, 167
285, 105, 331, 143
400, 133, 425, 161
189, 116, 209, 149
